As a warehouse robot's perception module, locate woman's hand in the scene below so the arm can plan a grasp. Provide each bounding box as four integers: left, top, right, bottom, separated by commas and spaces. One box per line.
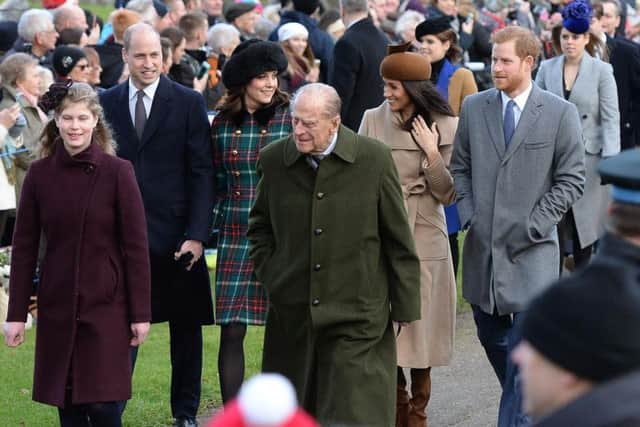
130, 322, 150, 346
411, 115, 439, 160
3, 321, 26, 347
0, 104, 20, 130
306, 66, 320, 83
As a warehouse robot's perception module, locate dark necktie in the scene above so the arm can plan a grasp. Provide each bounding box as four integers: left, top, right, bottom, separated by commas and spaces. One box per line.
306, 154, 325, 171
135, 90, 146, 140
503, 99, 515, 148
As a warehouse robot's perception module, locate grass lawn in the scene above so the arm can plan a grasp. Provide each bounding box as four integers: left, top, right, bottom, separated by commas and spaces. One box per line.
1, 233, 468, 426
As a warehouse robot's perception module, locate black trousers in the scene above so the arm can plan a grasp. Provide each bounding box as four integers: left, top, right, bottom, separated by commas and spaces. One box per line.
58, 390, 121, 427
124, 322, 203, 421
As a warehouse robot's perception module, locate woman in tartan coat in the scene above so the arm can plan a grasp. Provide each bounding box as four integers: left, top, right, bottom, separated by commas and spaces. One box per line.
211, 40, 292, 403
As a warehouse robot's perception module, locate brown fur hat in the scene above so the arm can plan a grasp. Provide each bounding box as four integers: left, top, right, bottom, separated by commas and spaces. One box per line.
380, 42, 432, 81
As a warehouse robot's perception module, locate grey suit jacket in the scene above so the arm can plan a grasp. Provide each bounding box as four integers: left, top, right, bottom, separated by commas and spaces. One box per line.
535, 53, 620, 157
450, 84, 585, 315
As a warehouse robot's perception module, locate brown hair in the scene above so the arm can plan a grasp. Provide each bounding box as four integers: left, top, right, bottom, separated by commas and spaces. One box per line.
491, 26, 541, 60
39, 82, 116, 158
217, 86, 289, 117
434, 29, 462, 63
551, 24, 610, 62
160, 27, 185, 51
280, 40, 316, 80
178, 12, 208, 42
111, 9, 141, 42
398, 80, 454, 131
608, 202, 640, 238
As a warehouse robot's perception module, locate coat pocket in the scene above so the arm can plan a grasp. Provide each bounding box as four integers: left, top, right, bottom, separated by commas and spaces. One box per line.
524, 141, 553, 150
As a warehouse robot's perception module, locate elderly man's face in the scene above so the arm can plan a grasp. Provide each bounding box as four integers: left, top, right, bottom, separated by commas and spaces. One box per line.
292, 94, 340, 155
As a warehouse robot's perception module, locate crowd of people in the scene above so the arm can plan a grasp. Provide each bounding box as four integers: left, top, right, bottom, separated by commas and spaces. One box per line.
0, 0, 639, 426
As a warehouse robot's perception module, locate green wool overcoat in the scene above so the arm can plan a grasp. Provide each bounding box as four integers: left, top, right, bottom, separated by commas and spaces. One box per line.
248, 125, 421, 426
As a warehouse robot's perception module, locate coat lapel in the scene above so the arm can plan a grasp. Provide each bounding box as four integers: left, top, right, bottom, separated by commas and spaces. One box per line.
548, 56, 564, 97
568, 53, 592, 104
504, 85, 544, 161
139, 75, 172, 151
483, 89, 506, 159
112, 82, 138, 157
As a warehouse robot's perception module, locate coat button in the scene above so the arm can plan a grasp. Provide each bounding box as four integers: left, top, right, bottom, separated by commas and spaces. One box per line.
313, 263, 321, 271
85, 165, 94, 174
312, 298, 320, 306
582, 114, 587, 119
234, 191, 241, 196
232, 150, 239, 156
314, 228, 323, 235
316, 192, 325, 199
260, 129, 267, 134
235, 129, 241, 135
625, 122, 631, 129
233, 170, 240, 177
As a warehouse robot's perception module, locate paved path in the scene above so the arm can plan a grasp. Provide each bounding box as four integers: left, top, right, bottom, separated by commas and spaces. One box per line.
198, 310, 501, 427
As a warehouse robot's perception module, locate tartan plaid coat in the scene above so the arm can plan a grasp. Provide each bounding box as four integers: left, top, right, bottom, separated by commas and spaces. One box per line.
211, 102, 292, 324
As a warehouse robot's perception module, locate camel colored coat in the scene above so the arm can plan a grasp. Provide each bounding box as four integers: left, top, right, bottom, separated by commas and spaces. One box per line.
359, 102, 458, 367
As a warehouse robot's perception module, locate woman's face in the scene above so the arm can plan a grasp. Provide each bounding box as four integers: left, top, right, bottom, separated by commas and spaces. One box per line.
435, 0, 456, 16
420, 34, 450, 63
162, 49, 173, 74
244, 71, 278, 112
55, 101, 98, 156
286, 36, 308, 57
560, 27, 589, 60
88, 59, 102, 86
16, 64, 42, 98
383, 78, 412, 114
68, 58, 91, 83
173, 38, 186, 65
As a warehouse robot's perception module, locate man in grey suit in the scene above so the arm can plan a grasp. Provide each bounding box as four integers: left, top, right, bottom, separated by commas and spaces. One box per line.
451, 26, 585, 427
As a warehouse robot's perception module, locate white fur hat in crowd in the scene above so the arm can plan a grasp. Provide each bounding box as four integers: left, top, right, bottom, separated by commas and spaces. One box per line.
277, 22, 309, 41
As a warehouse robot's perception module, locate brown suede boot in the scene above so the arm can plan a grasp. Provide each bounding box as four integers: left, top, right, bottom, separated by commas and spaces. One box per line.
408, 368, 431, 427
396, 368, 409, 427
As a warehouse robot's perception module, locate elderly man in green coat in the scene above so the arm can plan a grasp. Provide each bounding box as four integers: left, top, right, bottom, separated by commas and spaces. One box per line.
248, 83, 421, 426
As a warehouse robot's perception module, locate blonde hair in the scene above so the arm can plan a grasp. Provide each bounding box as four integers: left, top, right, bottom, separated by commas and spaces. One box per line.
39, 83, 117, 158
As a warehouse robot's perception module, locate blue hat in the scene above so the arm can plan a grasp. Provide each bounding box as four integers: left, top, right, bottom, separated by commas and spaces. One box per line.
599, 149, 640, 205
153, 0, 168, 18
562, 0, 592, 34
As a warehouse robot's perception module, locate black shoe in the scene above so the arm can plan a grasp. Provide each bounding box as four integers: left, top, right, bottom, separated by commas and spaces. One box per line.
174, 417, 198, 427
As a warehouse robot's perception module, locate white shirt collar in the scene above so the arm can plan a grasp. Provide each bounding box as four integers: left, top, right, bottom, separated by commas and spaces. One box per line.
128, 77, 160, 102
321, 132, 338, 156
500, 81, 533, 113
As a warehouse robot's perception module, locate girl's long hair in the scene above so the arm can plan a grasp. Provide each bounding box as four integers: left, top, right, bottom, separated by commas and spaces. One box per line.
38, 82, 116, 158
280, 40, 316, 79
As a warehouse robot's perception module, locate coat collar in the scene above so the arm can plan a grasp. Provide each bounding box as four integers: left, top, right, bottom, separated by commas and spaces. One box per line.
283, 124, 357, 167
53, 138, 103, 169
224, 101, 283, 128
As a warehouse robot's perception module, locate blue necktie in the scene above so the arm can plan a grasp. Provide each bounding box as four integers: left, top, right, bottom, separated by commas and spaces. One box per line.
503, 100, 515, 147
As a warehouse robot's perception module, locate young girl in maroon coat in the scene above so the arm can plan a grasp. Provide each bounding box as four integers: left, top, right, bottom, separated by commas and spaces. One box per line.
3, 81, 152, 427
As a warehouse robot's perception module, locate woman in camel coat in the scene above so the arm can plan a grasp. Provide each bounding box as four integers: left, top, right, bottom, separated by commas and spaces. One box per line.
359, 43, 458, 427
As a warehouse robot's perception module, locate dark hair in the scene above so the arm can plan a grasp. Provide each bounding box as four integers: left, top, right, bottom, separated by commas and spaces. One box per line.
178, 11, 208, 42
318, 9, 341, 31
608, 202, 640, 238
57, 27, 85, 45
160, 37, 172, 62
551, 24, 609, 62
398, 80, 454, 131
433, 28, 462, 63
217, 85, 289, 117
160, 27, 185, 50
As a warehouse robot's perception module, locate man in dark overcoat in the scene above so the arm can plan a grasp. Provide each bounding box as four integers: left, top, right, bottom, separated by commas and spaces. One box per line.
328, 0, 388, 131
99, 23, 214, 427
247, 83, 421, 426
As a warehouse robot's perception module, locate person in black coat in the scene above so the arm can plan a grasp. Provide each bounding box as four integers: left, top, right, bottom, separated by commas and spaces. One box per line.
99, 23, 214, 427
329, 0, 388, 130
512, 149, 640, 427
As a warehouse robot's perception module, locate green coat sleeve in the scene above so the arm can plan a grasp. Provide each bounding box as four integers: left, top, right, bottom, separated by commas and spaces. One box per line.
247, 159, 275, 286
377, 148, 421, 322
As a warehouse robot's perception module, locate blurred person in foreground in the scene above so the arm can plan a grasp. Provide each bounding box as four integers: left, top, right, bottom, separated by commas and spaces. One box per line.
247, 83, 421, 426
3, 81, 151, 427
513, 150, 640, 426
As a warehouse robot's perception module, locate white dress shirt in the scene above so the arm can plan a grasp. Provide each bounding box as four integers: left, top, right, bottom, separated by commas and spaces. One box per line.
500, 81, 533, 127
128, 77, 160, 124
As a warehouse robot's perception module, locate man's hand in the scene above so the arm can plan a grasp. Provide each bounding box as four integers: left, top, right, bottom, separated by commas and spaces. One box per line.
130, 322, 150, 346
174, 239, 203, 271
3, 322, 25, 347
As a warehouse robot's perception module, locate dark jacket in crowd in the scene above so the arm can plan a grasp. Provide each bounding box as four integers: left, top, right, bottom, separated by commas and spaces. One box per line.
607, 35, 640, 150
94, 40, 125, 89
329, 17, 387, 131
533, 369, 640, 426
2, 41, 54, 72
7, 142, 151, 407
100, 75, 215, 324
269, 10, 334, 83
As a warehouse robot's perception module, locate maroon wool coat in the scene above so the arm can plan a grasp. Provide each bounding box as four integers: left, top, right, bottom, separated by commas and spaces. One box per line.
7, 141, 151, 408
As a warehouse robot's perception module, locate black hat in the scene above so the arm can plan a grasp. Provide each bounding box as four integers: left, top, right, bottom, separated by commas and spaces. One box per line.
52, 45, 87, 78
0, 21, 18, 54
521, 263, 640, 383
599, 149, 640, 204
292, 0, 319, 15
415, 16, 453, 40
153, 0, 168, 18
222, 39, 288, 88
224, 3, 257, 23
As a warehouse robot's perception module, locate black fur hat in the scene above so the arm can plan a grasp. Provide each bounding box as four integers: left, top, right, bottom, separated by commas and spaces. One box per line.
221, 39, 288, 89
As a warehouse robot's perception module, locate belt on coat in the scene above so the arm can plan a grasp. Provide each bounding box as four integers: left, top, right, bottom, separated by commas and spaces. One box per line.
401, 179, 426, 234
